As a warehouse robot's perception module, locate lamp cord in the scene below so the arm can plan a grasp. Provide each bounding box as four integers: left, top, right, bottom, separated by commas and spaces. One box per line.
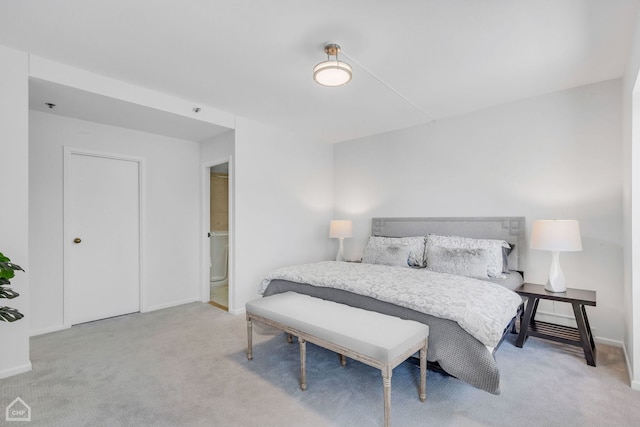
341, 50, 435, 123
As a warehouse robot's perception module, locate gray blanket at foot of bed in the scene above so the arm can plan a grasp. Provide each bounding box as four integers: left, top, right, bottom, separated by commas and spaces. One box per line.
263, 279, 503, 394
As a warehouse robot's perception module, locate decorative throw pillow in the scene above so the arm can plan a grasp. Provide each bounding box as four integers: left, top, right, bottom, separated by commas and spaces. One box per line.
362, 236, 426, 268
425, 234, 511, 278
425, 246, 489, 278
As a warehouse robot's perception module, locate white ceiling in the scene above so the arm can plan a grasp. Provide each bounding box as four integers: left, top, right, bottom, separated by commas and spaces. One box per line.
1, 0, 638, 143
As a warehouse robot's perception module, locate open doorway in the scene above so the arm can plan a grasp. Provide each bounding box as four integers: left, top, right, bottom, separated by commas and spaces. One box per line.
209, 162, 229, 310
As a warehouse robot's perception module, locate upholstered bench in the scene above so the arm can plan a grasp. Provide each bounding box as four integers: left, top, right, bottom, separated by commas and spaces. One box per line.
245, 291, 429, 427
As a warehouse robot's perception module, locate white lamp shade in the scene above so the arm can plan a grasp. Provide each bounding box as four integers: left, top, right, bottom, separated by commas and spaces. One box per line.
313, 60, 352, 86
329, 220, 353, 238
530, 220, 582, 252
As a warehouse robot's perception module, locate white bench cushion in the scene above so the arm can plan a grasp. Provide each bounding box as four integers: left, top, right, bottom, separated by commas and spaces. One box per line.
246, 292, 429, 363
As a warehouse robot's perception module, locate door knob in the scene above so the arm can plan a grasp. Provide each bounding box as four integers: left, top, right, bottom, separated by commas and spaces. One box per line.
73, 238, 82, 244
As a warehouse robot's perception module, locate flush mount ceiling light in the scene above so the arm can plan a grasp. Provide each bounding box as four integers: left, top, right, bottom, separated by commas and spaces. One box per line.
313, 43, 352, 87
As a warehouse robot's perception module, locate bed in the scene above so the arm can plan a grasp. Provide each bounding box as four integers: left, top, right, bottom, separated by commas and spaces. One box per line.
258, 217, 525, 394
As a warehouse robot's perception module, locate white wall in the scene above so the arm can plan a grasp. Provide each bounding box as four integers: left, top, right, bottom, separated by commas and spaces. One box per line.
233, 117, 334, 311
0, 49, 336, 381
0, 46, 31, 379
201, 130, 235, 164
334, 79, 623, 343
29, 111, 202, 334
623, 6, 640, 390
29, 109, 335, 323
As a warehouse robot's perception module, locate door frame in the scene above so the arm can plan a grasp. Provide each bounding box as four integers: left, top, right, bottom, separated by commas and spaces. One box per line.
63, 147, 145, 327
201, 156, 234, 311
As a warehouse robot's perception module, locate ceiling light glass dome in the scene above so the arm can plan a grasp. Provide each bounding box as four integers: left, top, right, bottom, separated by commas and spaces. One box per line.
313, 44, 352, 87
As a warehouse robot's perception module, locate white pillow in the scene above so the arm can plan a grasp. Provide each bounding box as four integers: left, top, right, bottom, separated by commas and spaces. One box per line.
426, 234, 510, 278
362, 236, 426, 268
425, 246, 489, 278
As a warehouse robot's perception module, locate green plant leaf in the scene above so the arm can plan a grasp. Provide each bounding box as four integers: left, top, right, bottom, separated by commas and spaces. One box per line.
0, 269, 15, 280
0, 261, 23, 272
0, 287, 19, 299
0, 306, 24, 322
0, 253, 24, 322
0, 261, 23, 280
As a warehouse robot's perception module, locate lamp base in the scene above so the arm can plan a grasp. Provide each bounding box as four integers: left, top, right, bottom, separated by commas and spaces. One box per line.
336, 238, 345, 262
545, 251, 567, 293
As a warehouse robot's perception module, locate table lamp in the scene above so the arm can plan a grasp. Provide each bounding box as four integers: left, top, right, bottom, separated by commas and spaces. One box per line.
530, 219, 582, 293
329, 220, 353, 262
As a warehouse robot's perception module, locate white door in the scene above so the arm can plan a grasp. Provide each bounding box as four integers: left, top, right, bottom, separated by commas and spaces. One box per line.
65, 149, 141, 325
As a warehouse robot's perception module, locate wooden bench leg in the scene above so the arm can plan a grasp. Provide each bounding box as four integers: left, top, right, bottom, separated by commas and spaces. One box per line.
419, 344, 427, 402
299, 337, 307, 391
382, 367, 392, 427
339, 354, 347, 366
246, 317, 253, 361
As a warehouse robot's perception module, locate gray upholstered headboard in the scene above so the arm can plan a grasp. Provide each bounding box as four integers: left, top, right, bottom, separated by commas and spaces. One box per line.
371, 217, 526, 271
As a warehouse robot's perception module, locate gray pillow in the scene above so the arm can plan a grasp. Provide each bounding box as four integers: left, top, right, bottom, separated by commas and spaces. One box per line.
362, 240, 417, 267
426, 234, 510, 278
425, 246, 489, 278
362, 236, 426, 267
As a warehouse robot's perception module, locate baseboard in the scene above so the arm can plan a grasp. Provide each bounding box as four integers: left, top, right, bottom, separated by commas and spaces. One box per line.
0, 362, 32, 380
228, 307, 245, 315
534, 310, 577, 328
146, 297, 244, 315
143, 297, 198, 313
594, 336, 623, 347
30, 324, 70, 337
622, 342, 640, 391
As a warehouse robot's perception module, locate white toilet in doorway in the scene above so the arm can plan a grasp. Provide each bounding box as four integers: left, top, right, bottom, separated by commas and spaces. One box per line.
210, 231, 229, 293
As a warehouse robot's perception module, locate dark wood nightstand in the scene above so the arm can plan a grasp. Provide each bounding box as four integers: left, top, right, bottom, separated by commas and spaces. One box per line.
515, 283, 597, 366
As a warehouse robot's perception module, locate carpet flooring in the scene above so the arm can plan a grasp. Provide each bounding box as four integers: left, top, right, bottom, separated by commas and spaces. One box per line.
1, 302, 639, 426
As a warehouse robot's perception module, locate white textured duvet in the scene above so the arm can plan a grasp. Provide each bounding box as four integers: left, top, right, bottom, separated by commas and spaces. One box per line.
259, 261, 522, 348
